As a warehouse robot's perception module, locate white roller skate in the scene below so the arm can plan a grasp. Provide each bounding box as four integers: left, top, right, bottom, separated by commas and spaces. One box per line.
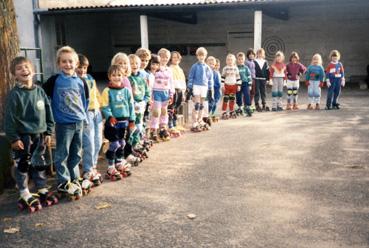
57, 181, 82, 200
105, 167, 122, 181
17, 194, 42, 213
116, 160, 132, 177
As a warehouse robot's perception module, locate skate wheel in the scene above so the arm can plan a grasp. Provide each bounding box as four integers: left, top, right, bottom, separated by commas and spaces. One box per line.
29, 207, 36, 213
53, 197, 59, 205
17, 203, 25, 211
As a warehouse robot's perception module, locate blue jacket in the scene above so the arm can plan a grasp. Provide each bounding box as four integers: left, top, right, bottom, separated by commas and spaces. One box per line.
213, 70, 221, 101
43, 72, 88, 124
188, 62, 213, 90
101, 86, 135, 122
306, 65, 325, 82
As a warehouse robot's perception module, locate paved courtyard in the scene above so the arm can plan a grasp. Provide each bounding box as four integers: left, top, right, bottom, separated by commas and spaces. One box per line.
1, 88, 369, 248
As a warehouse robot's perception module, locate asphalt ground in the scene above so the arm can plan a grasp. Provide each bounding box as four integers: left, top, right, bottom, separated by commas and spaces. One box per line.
0, 88, 369, 248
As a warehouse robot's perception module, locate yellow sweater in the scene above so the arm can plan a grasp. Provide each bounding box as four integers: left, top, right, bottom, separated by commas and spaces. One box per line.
170, 65, 187, 90
85, 75, 101, 110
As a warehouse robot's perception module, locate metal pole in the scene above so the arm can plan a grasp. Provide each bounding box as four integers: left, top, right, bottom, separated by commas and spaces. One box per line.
254, 10, 262, 50
140, 15, 149, 49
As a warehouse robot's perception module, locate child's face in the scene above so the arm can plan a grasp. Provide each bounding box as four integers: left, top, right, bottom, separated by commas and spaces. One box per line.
207, 59, 216, 70
248, 54, 255, 60
256, 52, 265, 59
151, 62, 160, 73
109, 71, 123, 86
140, 57, 149, 69
197, 53, 206, 63
291, 57, 298, 64
276, 55, 284, 63
159, 53, 170, 66
215, 62, 220, 71
171, 53, 181, 65
237, 56, 245, 65
226, 57, 235, 66
331, 55, 338, 63
14, 62, 34, 84
130, 59, 140, 74
115, 59, 129, 72
312, 58, 319, 65
58, 52, 78, 76
76, 64, 88, 78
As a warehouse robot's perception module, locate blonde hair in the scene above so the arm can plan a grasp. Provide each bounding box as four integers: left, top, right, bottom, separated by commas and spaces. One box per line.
226, 53, 236, 65
128, 54, 141, 63
196, 47, 208, 56
135, 48, 151, 60
10, 56, 33, 75
311, 53, 323, 65
111, 52, 131, 76
206, 56, 216, 63
56, 46, 78, 64
158, 48, 171, 58
236, 52, 246, 58
256, 48, 266, 59
329, 50, 341, 60
274, 51, 285, 62
171, 51, 182, 61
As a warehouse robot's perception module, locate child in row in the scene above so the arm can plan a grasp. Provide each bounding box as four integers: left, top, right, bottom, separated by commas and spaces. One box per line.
246, 49, 256, 112
325, 50, 345, 110
236, 52, 253, 116
5, 57, 57, 212
221, 53, 241, 119
207, 56, 222, 122
168, 51, 187, 136
150, 48, 174, 141
269, 51, 287, 111
76, 54, 103, 190
306, 54, 325, 110
187, 47, 214, 132
286, 52, 306, 110
254, 48, 270, 112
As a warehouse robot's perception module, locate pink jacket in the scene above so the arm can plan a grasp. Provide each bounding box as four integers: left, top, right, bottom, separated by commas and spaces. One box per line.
153, 66, 174, 97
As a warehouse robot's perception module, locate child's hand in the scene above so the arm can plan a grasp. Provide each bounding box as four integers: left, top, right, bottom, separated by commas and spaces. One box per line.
168, 97, 173, 105
109, 116, 117, 126
305, 81, 310, 86
341, 78, 346, 87
249, 86, 252, 92
128, 121, 135, 131
319, 81, 324, 88
326, 80, 331, 88
11, 140, 24, 150
283, 80, 287, 87
237, 86, 241, 92
268, 80, 273, 86
44, 135, 51, 147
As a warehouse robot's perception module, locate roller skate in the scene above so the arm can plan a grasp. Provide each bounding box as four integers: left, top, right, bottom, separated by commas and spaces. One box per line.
159, 128, 170, 142
134, 144, 149, 159
57, 181, 82, 200
150, 131, 159, 143
255, 104, 262, 112
235, 108, 243, 116
229, 111, 237, 119
277, 106, 284, 111
105, 167, 122, 181
79, 176, 93, 196
262, 104, 270, 112
37, 189, 58, 207
332, 103, 340, 110
286, 103, 292, 110
325, 105, 332, 110
307, 104, 314, 110
203, 117, 212, 127
211, 115, 219, 123
250, 105, 256, 113
91, 168, 103, 186
271, 107, 277, 112
315, 103, 320, 110
17, 194, 42, 213
191, 122, 202, 132
292, 103, 299, 110
130, 149, 145, 163
221, 112, 229, 120
169, 128, 181, 138
116, 160, 132, 177
244, 106, 252, 117
199, 120, 210, 131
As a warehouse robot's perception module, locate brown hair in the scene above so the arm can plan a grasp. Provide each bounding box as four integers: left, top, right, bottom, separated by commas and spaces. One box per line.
329, 50, 341, 60
78, 54, 89, 67
246, 48, 256, 59
289, 51, 300, 62
10, 56, 33, 75
136, 48, 152, 60
171, 51, 182, 61
107, 64, 124, 77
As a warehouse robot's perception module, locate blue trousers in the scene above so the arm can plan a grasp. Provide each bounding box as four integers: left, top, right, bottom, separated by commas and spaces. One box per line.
326, 79, 341, 107
236, 82, 251, 107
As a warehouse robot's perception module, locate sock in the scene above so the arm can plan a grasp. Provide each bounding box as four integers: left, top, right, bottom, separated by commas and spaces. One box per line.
20, 189, 32, 200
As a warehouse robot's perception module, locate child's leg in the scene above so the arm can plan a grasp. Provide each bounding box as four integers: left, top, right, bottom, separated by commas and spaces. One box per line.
250, 79, 256, 105
243, 82, 251, 107
159, 101, 169, 128
82, 111, 94, 173
93, 111, 103, 166
236, 87, 243, 109
229, 85, 237, 112
30, 134, 48, 191
286, 80, 293, 104
150, 102, 162, 130
332, 80, 342, 106
313, 81, 321, 104
66, 122, 83, 181
260, 80, 267, 106
293, 80, 299, 104
55, 123, 77, 184
254, 79, 261, 106
307, 81, 314, 104
271, 78, 278, 109
14, 135, 32, 197
277, 78, 284, 108
192, 94, 201, 125
326, 82, 335, 107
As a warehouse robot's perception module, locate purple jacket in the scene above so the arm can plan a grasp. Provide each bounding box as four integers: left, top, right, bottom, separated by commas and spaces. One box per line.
286, 62, 306, 81
245, 59, 256, 79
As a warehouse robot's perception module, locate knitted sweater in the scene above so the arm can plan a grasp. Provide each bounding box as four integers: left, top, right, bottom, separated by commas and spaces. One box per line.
325, 62, 345, 83
188, 62, 213, 89
286, 62, 307, 81
254, 59, 270, 80
306, 65, 325, 82
221, 65, 241, 86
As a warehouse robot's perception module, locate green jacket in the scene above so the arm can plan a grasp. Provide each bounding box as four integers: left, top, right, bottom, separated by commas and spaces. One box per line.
4, 84, 54, 143
129, 73, 150, 103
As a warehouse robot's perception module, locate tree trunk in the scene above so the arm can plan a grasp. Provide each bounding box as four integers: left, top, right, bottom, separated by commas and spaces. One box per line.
0, 0, 19, 131
0, 0, 19, 193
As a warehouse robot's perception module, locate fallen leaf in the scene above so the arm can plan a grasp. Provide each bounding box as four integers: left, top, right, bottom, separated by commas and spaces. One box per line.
35, 223, 44, 228
4, 227, 19, 234
187, 214, 197, 220
95, 202, 111, 210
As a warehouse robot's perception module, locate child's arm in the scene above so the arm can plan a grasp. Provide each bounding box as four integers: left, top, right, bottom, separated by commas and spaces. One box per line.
305, 66, 311, 85
207, 66, 214, 90
320, 66, 325, 86
340, 63, 346, 86
187, 64, 196, 89
127, 90, 136, 129
269, 64, 275, 79
265, 62, 270, 81
246, 67, 252, 86
4, 91, 21, 148
144, 80, 151, 103
80, 78, 90, 113
43, 90, 55, 136
101, 88, 113, 119
42, 75, 58, 100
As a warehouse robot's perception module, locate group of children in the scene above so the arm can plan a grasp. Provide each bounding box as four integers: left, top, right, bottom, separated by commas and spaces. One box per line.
4, 45, 345, 212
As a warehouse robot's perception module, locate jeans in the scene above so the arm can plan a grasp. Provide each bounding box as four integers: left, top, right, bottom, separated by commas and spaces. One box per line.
271, 77, 284, 108
308, 80, 321, 104
254, 79, 267, 105
168, 89, 184, 128
55, 121, 83, 184
236, 81, 251, 107
326, 79, 341, 107
82, 110, 103, 173
14, 134, 47, 191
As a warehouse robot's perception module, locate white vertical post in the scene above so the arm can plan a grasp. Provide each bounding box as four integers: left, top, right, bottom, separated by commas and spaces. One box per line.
254, 10, 262, 50
140, 15, 149, 49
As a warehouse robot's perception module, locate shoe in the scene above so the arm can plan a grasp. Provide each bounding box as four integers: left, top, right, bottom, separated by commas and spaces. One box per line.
315, 103, 320, 110
277, 106, 283, 111
256, 104, 262, 112
307, 104, 313, 110
333, 103, 340, 109
292, 103, 299, 110
272, 107, 277, 111
286, 103, 292, 110
325, 105, 332, 110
